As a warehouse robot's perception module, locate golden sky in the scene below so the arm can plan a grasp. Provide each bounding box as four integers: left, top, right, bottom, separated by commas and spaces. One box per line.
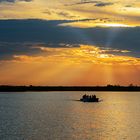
0, 45, 140, 86
0, 0, 140, 26
0, 0, 140, 86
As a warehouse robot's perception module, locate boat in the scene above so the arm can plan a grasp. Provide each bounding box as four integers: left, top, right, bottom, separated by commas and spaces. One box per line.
80, 94, 100, 102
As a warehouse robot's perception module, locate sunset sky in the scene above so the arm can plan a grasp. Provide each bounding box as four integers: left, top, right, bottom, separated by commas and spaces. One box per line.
0, 0, 140, 86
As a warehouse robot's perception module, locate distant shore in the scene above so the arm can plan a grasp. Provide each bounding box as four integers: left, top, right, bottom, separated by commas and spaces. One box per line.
0, 85, 140, 92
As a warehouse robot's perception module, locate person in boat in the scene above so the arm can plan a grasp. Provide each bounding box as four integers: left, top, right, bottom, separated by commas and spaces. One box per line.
82, 94, 87, 99
82, 94, 89, 101
81, 94, 99, 102
92, 95, 96, 99
90, 94, 97, 101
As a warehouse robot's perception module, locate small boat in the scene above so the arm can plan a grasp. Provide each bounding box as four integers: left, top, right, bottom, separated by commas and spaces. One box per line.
80, 94, 100, 102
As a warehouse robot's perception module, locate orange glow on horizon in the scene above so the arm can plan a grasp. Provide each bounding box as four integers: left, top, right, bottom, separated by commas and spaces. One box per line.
0, 45, 140, 86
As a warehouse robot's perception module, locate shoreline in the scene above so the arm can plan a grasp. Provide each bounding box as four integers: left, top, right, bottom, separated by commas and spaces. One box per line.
0, 85, 140, 92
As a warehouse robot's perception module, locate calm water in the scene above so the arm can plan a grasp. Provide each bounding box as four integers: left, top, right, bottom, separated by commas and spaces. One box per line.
0, 92, 140, 140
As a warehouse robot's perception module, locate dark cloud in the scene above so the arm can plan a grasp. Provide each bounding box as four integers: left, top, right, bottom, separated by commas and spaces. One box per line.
125, 5, 133, 7
95, 2, 113, 7
0, 19, 140, 60
0, 0, 32, 3
66, 0, 114, 7
65, 0, 98, 6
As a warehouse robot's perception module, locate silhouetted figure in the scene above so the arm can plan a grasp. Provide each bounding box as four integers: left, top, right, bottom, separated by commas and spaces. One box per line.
93, 95, 96, 99
80, 94, 99, 102
83, 94, 87, 99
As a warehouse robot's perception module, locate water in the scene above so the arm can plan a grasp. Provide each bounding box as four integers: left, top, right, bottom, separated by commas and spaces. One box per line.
0, 92, 140, 140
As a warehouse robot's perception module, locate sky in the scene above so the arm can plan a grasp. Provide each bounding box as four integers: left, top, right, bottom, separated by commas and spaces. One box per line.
0, 0, 140, 86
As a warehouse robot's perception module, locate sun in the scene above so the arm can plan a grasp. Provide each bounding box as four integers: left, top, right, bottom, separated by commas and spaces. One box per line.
98, 23, 134, 27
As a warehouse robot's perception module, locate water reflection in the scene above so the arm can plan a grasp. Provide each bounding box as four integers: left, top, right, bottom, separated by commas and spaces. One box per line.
0, 92, 140, 140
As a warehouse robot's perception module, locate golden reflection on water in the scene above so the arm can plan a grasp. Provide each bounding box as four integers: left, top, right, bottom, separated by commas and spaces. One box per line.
64, 92, 140, 140
0, 92, 140, 140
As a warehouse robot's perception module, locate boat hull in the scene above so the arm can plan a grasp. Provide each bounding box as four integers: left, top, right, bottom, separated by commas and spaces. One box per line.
80, 98, 99, 102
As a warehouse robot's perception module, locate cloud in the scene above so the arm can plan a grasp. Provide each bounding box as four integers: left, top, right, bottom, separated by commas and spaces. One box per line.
125, 5, 133, 8
43, 9, 78, 19
56, 11, 76, 19
8, 45, 140, 65
66, 0, 114, 7
0, 19, 140, 61
0, 0, 32, 3
65, 0, 99, 6
95, 2, 114, 7
13, 55, 46, 62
